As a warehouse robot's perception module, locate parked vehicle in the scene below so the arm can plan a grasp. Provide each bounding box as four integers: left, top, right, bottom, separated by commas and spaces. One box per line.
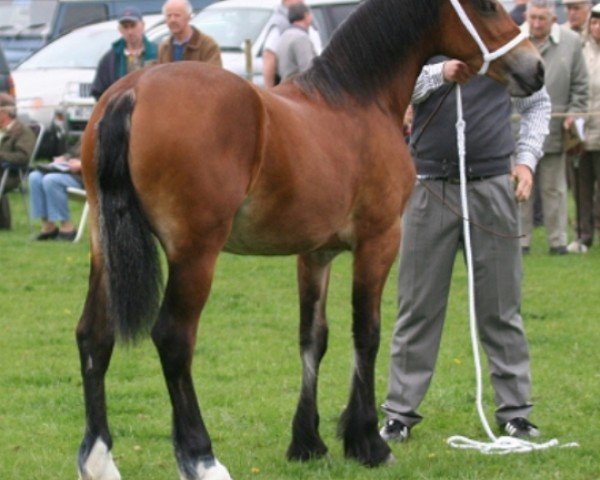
0, 0, 218, 69
12, 15, 164, 157
147, 0, 361, 86
0, 44, 15, 96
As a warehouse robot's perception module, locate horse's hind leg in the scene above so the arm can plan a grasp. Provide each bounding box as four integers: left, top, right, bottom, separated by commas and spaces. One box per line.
151, 251, 231, 480
287, 252, 336, 461
339, 230, 399, 467
76, 259, 120, 480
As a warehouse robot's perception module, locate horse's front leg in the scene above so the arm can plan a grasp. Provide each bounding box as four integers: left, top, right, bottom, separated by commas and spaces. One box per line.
287, 252, 337, 461
340, 229, 400, 467
76, 260, 121, 480
151, 253, 231, 480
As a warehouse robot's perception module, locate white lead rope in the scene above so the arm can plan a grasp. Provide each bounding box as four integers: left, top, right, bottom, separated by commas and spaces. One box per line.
446, 85, 580, 454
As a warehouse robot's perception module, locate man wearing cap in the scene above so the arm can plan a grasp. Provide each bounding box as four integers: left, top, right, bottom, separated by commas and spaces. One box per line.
158, 0, 221, 65
276, 3, 316, 82
563, 0, 593, 35
91, 7, 158, 100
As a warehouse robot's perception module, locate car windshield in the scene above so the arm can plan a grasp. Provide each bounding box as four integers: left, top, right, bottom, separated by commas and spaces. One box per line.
0, 0, 56, 37
191, 7, 273, 51
16, 25, 118, 70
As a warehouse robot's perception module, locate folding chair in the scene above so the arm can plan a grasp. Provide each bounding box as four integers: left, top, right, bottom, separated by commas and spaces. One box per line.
0, 121, 45, 226
67, 186, 88, 243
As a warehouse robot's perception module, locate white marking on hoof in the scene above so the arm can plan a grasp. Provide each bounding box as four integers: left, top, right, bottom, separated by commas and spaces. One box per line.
78, 439, 121, 480
385, 452, 396, 465
179, 458, 232, 480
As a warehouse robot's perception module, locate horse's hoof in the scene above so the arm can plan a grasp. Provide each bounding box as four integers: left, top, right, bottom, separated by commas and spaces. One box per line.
78, 438, 121, 480
385, 453, 396, 465
179, 457, 232, 480
287, 438, 329, 462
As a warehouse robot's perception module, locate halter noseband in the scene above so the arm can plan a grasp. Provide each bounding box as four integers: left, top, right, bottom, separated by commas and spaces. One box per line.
449, 0, 528, 74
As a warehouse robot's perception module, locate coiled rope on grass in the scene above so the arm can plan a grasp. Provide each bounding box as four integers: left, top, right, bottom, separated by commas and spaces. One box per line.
447, 84, 580, 455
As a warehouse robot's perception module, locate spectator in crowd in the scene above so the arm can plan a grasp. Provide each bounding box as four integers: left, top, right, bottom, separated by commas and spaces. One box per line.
158, 0, 221, 65
563, 0, 593, 34
91, 7, 158, 100
520, 0, 588, 254
510, 0, 529, 25
0, 92, 35, 230
263, 0, 321, 88
276, 3, 317, 82
562, 0, 593, 252
570, 4, 600, 249
28, 142, 83, 241
379, 57, 551, 443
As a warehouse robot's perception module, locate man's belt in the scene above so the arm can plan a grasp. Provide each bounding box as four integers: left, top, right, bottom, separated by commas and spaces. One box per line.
417, 174, 503, 184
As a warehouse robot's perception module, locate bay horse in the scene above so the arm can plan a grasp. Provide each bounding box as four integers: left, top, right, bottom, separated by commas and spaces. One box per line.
76, 0, 544, 478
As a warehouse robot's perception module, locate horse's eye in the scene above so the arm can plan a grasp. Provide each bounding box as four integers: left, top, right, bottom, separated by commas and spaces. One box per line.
476, 0, 498, 14
484, 0, 497, 13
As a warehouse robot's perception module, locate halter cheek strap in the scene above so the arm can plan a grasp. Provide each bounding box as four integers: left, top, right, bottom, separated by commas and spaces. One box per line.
448, 0, 528, 74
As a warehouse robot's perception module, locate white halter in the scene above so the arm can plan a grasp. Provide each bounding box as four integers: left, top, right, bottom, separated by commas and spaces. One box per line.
448, 0, 528, 74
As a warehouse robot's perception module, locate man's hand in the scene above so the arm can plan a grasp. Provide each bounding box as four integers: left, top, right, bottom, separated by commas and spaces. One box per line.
563, 114, 575, 131
442, 60, 476, 84
511, 164, 534, 202
68, 159, 82, 174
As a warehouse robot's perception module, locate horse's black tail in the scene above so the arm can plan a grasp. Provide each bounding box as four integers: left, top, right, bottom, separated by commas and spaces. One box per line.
96, 90, 162, 343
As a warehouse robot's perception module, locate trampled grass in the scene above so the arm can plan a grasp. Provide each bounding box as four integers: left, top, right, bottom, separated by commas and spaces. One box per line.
0, 190, 598, 479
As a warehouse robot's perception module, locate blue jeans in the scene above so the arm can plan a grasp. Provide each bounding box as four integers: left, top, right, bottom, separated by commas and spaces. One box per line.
29, 170, 83, 222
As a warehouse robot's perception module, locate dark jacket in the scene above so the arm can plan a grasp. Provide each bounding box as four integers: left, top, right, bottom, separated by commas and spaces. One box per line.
0, 119, 35, 168
0, 119, 36, 191
91, 36, 158, 100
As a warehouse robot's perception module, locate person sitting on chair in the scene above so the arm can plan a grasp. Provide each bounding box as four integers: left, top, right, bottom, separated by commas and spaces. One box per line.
28, 141, 83, 241
0, 93, 36, 230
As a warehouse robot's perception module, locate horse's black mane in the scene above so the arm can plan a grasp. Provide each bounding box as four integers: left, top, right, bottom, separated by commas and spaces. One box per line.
297, 0, 442, 105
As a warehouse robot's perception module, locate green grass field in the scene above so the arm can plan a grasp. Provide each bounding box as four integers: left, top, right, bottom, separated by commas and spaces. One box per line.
0, 190, 598, 479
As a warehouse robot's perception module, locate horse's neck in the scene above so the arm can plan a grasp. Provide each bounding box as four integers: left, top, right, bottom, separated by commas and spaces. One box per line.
376, 50, 432, 121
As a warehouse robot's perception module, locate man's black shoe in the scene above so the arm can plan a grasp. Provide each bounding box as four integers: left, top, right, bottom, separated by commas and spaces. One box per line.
379, 419, 410, 442
503, 417, 540, 438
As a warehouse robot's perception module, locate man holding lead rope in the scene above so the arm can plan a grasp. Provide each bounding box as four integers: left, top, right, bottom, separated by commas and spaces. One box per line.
379, 55, 551, 442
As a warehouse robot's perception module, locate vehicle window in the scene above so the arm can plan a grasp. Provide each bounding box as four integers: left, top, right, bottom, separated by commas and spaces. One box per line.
0, 0, 56, 37
16, 27, 119, 70
0, 45, 9, 74
59, 4, 109, 35
312, 4, 357, 45
192, 8, 272, 51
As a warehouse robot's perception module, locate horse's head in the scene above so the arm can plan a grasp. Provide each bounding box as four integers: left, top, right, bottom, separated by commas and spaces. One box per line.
438, 0, 544, 96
